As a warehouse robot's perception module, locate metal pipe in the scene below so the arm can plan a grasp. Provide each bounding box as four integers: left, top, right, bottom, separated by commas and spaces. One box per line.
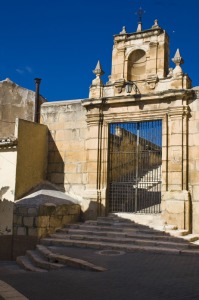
34, 78, 41, 123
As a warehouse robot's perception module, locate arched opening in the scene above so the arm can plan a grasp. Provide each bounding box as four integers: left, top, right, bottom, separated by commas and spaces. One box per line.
127, 49, 146, 81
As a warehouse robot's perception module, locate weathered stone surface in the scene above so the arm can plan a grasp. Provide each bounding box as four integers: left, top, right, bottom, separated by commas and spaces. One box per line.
49, 216, 63, 228
162, 191, 190, 230
28, 228, 38, 237
13, 215, 23, 226
17, 227, 27, 236
35, 216, 50, 228
18, 207, 28, 215
0, 79, 39, 137
23, 217, 34, 227
62, 215, 72, 224
28, 208, 38, 216
38, 204, 57, 216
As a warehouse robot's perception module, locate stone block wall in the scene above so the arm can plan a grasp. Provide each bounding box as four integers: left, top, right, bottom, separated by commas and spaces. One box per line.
189, 89, 199, 233
41, 100, 88, 203
13, 203, 80, 238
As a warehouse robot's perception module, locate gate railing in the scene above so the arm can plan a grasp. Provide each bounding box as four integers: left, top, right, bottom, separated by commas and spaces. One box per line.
108, 120, 162, 214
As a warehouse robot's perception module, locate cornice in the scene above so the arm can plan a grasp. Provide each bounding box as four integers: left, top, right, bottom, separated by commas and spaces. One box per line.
82, 90, 194, 108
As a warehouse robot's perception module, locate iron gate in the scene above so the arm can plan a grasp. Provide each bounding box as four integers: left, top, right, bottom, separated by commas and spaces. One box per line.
108, 120, 162, 214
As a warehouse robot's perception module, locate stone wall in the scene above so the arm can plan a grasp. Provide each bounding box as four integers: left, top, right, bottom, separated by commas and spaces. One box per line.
0, 78, 45, 138
41, 100, 88, 205
13, 202, 80, 238
0, 79, 35, 138
188, 89, 199, 233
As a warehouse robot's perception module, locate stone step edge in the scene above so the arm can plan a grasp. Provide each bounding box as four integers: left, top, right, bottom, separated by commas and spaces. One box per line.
37, 244, 106, 272
85, 220, 159, 229
86, 221, 180, 234
57, 228, 192, 243
64, 224, 168, 235
16, 256, 47, 273
41, 238, 199, 256
97, 217, 135, 223
50, 233, 199, 249
27, 250, 65, 270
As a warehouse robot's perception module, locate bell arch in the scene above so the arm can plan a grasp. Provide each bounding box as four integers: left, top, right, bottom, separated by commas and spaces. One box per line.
127, 49, 146, 81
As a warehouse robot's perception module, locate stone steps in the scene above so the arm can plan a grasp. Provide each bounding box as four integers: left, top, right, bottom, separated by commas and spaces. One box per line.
26, 250, 65, 271
16, 243, 106, 273
44, 218, 199, 256
41, 237, 199, 256
16, 217, 199, 272
56, 228, 186, 243
16, 255, 47, 273
49, 233, 199, 250
64, 223, 169, 235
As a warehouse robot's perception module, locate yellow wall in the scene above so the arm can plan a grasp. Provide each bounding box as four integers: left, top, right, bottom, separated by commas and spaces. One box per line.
15, 119, 48, 199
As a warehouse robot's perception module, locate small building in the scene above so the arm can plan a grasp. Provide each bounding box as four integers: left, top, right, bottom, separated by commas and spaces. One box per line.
0, 79, 47, 234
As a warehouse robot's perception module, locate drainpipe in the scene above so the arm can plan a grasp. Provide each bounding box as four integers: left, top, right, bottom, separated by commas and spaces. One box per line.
34, 78, 42, 123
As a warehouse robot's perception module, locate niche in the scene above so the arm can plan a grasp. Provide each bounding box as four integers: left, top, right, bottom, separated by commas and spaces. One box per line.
127, 49, 146, 81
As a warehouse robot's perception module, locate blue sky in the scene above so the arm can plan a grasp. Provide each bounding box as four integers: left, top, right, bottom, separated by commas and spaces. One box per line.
0, 0, 198, 101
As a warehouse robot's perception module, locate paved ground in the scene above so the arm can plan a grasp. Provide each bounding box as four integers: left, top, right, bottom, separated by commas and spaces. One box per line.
1, 247, 199, 300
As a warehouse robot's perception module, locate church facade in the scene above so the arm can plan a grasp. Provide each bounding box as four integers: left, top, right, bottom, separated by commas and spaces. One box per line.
41, 20, 199, 233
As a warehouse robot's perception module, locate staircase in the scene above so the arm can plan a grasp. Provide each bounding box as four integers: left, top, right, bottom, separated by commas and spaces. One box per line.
17, 216, 199, 272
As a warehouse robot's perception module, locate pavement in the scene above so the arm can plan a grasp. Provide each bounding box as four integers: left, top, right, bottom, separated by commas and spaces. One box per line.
1, 246, 199, 300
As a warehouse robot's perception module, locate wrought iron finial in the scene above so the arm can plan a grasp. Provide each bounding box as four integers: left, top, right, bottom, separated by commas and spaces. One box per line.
135, 2, 145, 32
136, 6, 145, 23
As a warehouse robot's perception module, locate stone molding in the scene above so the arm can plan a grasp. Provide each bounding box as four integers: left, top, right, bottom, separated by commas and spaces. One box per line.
83, 90, 194, 108
114, 28, 164, 43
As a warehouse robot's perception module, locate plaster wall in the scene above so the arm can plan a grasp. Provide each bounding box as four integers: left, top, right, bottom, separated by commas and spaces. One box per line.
0, 150, 17, 233
15, 119, 48, 200
0, 150, 17, 202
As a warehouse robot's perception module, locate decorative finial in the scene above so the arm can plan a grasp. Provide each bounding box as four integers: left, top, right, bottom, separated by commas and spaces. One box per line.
93, 60, 104, 78
135, 6, 145, 32
172, 49, 184, 66
91, 60, 104, 86
152, 19, 160, 29
172, 49, 184, 76
120, 26, 127, 34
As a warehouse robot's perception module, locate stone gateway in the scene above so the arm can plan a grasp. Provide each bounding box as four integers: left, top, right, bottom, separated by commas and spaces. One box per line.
1, 18, 199, 241
41, 19, 199, 233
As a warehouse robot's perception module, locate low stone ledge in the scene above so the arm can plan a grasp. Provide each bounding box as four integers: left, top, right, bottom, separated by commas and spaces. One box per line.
13, 188, 81, 239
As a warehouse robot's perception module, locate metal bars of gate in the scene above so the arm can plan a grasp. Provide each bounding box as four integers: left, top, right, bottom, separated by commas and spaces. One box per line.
108, 120, 162, 214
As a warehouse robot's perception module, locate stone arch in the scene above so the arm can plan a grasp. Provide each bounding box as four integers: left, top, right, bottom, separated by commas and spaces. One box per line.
127, 49, 146, 81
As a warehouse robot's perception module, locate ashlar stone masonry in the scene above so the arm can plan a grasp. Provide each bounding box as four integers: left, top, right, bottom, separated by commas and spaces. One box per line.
41, 20, 199, 233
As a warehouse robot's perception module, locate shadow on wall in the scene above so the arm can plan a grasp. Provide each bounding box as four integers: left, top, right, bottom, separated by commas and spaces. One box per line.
82, 201, 106, 221
47, 130, 65, 192
0, 199, 13, 235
